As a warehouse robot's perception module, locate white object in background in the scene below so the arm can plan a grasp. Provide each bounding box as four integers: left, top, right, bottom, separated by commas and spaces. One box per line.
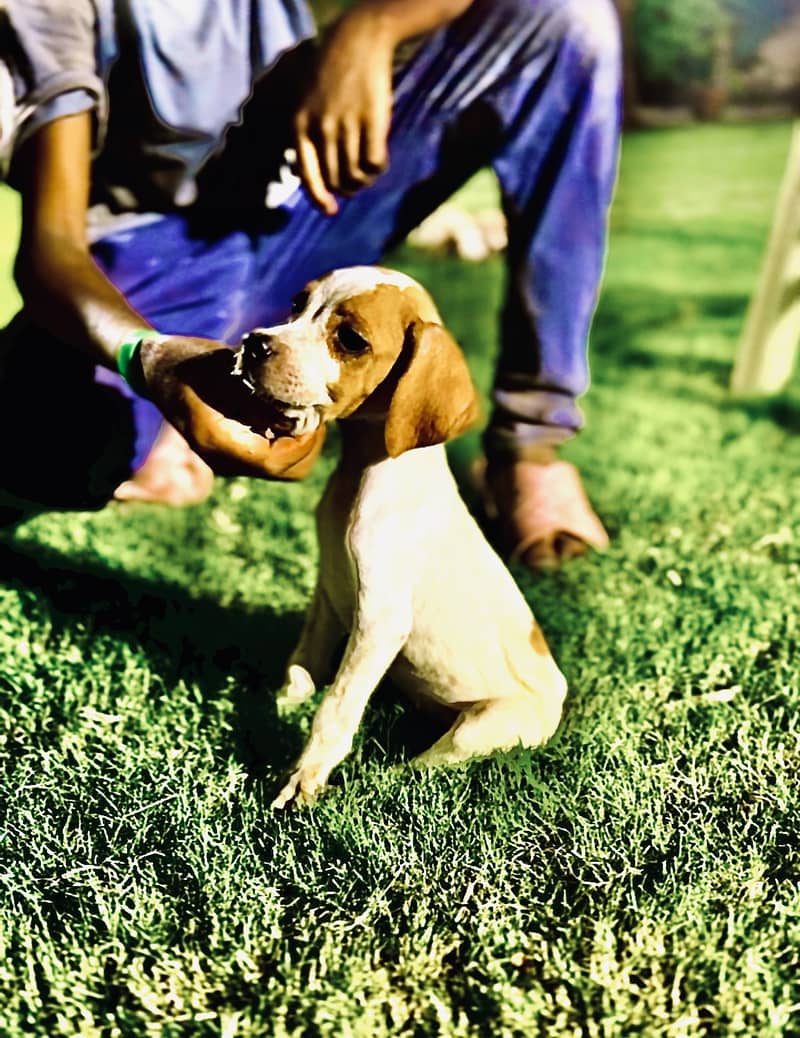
732, 121, 800, 394
264, 147, 303, 209
407, 203, 507, 262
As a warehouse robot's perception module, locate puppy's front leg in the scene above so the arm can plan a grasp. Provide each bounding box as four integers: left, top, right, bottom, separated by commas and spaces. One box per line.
277, 584, 342, 711
272, 598, 412, 809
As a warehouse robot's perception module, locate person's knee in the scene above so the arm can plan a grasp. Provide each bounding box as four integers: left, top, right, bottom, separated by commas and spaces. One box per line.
492, 0, 621, 73
558, 0, 621, 68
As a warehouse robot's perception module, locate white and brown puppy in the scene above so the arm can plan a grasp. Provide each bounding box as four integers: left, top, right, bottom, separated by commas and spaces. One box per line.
234, 267, 567, 808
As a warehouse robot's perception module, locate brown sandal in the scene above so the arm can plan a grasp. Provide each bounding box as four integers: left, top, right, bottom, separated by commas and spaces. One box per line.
473, 457, 609, 569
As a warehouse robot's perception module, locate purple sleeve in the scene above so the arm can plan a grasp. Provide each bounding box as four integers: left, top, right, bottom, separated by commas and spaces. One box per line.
3, 0, 105, 156
16, 88, 97, 149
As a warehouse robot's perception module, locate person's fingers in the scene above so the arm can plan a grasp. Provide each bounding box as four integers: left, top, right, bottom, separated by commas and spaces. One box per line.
161, 349, 320, 478
200, 418, 324, 480
320, 118, 341, 194
209, 417, 285, 465
274, 427, 326, 480
339, 117, 374, 192
363, 99, 390, 175
296, 124, 338, 215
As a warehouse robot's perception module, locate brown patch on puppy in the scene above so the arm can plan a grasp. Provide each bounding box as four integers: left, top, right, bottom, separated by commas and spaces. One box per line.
384, 322, 479, 457
317, 284, 443, 423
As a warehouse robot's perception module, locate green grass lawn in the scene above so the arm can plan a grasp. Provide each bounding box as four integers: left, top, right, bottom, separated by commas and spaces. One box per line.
1, 123, 799, 1036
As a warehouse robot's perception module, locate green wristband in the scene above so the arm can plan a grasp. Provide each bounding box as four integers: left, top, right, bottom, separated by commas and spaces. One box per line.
116, 329, 166, 396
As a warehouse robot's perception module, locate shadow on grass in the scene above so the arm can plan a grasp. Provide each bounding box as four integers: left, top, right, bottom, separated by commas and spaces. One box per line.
591, 281, 800, 433
0, 533, 450, 780
719, 393, 800, 435
0, 536, 307, 771
591, 284, 751, 387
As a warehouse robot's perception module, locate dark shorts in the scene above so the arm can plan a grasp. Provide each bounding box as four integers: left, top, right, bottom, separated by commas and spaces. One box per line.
0, 315, 147, 510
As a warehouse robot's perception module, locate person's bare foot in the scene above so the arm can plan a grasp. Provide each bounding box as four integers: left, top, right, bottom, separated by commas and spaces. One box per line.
477, 452, 610, 571
113, 423, 214, 505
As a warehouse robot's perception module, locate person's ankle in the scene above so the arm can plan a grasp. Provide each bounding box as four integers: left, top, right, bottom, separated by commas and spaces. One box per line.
486, 443, 560, 474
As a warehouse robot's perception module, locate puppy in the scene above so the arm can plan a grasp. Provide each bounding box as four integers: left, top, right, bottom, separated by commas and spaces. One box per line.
234, 267, 567, 808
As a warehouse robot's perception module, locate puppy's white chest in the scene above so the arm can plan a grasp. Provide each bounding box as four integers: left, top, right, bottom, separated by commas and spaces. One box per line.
316, 486, 359, 625
316, 449, 443, 626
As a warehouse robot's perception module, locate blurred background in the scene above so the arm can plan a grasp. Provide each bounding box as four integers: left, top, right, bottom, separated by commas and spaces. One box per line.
312, 0, 800, 123
617, 0, 800, 124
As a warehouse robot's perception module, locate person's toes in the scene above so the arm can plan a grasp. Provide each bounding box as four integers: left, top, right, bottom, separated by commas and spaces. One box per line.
113, 425, 214, 506
113, 467, 213, 505
113, 479, 158, 503
519, 538, 559, 571
476, 457, 609, 571
520, 531, 587, 571
556, 532, 589, 563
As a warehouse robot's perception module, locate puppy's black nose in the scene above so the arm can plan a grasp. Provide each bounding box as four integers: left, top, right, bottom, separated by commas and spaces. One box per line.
241, 331, 274, 360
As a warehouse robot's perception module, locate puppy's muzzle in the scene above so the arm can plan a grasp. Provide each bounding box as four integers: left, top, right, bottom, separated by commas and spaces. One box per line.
241, 330, 274, 364
234, 331, 318, 436
237, 331, 274, 390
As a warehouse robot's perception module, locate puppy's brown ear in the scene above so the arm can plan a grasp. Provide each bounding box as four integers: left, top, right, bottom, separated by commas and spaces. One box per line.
385, 322, 480, 458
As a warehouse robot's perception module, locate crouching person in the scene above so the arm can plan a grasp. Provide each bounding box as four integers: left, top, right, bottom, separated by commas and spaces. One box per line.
0, 0, 621, 568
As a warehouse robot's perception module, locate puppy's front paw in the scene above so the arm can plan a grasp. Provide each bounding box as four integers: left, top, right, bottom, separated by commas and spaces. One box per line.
276, 664, 316, 714
270, 768, 323, 810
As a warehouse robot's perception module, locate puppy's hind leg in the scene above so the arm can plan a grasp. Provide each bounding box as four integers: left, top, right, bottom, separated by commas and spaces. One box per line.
410, 694, 564, 769
278, 585, 342, 710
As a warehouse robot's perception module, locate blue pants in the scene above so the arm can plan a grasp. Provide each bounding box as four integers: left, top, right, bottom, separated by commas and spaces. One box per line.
0, 0, 621, 507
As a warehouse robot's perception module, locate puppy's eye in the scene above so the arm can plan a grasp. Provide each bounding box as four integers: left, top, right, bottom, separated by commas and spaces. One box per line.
336, 323, 370, 355
291, 291, 309, 316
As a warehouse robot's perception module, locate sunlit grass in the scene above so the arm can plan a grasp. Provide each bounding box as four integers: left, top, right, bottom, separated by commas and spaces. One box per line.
1, 122, 799, 1036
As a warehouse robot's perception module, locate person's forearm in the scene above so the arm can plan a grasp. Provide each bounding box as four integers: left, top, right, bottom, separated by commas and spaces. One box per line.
342, 0, 474, 46
15, 231, 152, 371
15, 112, 152, 371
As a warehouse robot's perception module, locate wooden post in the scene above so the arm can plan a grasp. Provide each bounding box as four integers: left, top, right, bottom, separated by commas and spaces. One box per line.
731, 122, 800, 394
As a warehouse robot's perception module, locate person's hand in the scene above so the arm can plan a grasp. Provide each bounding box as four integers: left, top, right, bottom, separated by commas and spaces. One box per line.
138, 335, 325, 480
293, 9, 394, 214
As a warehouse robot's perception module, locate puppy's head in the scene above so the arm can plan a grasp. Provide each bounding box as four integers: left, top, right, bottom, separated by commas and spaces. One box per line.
234, 266, 479, 455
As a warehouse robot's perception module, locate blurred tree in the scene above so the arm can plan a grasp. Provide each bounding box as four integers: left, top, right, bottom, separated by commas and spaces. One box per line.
634, 0, 800, 106
634, 0, 725, 102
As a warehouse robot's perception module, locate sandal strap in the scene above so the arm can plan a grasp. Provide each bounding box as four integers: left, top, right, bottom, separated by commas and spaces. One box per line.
473, 457, 609, 559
